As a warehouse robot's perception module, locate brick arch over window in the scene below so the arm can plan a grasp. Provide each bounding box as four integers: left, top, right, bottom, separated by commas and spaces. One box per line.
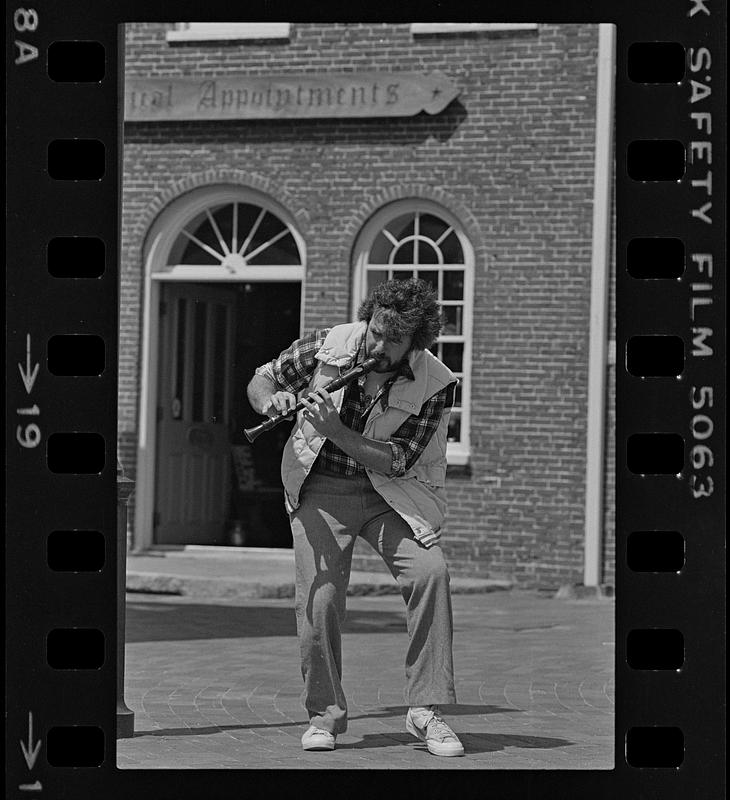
351, 196, 476, 464
341, 184, 486, 270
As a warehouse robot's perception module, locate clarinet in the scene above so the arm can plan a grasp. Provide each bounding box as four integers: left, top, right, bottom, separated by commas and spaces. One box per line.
244, 355, 382, 442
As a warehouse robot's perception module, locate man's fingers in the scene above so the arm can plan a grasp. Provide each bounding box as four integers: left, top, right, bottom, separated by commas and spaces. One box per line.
276, 392, 296, 412
308, 390, 329, 405
267, 392, 297, 417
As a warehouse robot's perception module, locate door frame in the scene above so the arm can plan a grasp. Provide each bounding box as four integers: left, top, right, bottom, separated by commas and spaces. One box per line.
133, 185, 305, 551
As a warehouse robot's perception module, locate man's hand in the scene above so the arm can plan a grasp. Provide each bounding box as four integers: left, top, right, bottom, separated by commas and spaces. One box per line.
263, 391, 297, 419
299, 388, 343, 438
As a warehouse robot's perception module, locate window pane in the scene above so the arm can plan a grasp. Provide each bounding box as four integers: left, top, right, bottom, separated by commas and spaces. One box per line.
392, 243, 414, 264
367, 269, 389, 293
369, 232, 394, 264
245, 211, 284, 253
417, 270, 438, 290
173, 299, 186, 419
440, 231, 464, 263
443, 305, 463, 335
210, 204, 233, 247
180, 233, 221, 265
211, 305, 227, 422
179, 207, 226, 264
392, 269, 414, 281
447, 412, 461, 442
453, 383, 462, 407
441, 342, 463, 372
417, 240, 439, 264
443, 270, 464, 300
419, 213, 450, 243
192, 301, 207, 422
236, 203, 265, 247
385, 213, 415, 240
247, 231, 300, 265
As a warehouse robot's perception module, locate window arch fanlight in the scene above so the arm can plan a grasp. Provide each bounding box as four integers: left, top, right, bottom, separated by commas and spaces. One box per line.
353, 200, 474, 464
149, 186, 305, 282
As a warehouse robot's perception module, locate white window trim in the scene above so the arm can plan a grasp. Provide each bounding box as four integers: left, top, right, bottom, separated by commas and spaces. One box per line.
166, 23, 291, 43
151, 187, 305, 283
411, 23, 538, 35
134, 184, 306, 551
352, 199, 474, 465
607, 339, 616, 366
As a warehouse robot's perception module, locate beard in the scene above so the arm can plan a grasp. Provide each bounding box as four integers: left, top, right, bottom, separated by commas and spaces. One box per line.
368, 353, 407, 373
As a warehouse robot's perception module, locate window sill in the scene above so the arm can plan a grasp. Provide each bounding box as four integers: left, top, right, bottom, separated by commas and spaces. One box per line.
411, 23, 538, 36
446, 446, 471, 476
166, 23, 290, 43
446, 445, 469, 466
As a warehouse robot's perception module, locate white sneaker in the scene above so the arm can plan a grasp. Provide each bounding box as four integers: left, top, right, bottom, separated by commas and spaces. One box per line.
301, 724, 336, 751
406, 706, 465, 757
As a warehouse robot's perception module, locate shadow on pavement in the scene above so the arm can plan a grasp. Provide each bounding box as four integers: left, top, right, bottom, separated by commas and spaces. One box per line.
131, 704, 520, 739
126, 600, 409, 642
339, 732, 573, 754
132, 725, 571, 755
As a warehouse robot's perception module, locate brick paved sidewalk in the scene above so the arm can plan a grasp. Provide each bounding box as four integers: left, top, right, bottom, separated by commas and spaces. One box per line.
117, 591, 614, 770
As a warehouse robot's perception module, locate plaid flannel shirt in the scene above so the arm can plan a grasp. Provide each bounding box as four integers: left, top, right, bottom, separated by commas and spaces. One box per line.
255, 328, 454, 477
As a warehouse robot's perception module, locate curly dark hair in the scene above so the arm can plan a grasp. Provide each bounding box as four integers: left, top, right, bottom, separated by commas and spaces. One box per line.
357, 277, 443, 351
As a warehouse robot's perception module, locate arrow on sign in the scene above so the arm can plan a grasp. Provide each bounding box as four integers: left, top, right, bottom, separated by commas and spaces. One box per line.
18, 334, 39, 394
20, 711, 42, 770
416, 70, 462, 115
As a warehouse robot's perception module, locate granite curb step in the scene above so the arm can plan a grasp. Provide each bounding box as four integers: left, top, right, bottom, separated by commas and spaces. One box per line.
125, 549, 513, 599
126, 569, 512, 599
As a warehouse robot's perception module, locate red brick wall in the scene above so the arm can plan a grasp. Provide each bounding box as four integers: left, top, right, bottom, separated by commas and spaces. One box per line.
120, 22, 615, 589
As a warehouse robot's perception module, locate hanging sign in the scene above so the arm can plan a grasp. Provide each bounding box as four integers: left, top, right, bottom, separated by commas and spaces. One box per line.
124, 72, 460, 121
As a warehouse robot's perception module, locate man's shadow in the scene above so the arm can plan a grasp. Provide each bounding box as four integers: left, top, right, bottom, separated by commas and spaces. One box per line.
335, 704, 573, 754
337, 732, 573, 755
131, 703, 573, 754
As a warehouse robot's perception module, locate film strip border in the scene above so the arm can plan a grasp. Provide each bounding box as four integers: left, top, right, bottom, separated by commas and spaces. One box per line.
617, 9, 725, 789
7, 5, 123, 795
5, 3, 725, 798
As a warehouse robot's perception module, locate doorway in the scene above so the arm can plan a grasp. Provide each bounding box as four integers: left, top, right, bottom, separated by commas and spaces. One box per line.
153, 280, 301, 547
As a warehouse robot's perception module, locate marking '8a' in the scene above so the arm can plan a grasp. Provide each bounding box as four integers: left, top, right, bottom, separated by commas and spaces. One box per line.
14, 7, 39, 66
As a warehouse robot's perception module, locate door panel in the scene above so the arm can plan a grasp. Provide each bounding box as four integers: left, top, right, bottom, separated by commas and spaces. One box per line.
155, 283, 236, 544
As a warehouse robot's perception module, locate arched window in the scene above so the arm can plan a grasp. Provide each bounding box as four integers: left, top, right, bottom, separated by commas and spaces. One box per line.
150, 187, 305, 282
353, 201, 473, 463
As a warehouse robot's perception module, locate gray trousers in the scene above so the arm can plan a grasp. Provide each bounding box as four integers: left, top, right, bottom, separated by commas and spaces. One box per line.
289, 469, 456, 735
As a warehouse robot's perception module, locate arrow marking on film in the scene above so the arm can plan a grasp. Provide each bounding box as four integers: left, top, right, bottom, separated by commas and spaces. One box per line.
20, 711, 42, 770
18, 335, 39, 395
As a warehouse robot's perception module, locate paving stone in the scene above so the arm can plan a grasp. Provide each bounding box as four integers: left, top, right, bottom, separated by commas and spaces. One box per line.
117, 590, 614, 770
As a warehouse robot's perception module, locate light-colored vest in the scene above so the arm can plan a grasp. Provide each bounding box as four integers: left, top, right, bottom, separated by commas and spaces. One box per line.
280, 321, 456, 546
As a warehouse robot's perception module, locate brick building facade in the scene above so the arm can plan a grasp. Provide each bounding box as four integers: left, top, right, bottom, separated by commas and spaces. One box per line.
119, 22, 616, 589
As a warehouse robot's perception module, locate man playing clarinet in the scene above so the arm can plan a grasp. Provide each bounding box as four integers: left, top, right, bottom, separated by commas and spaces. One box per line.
246, 277, 464, 756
